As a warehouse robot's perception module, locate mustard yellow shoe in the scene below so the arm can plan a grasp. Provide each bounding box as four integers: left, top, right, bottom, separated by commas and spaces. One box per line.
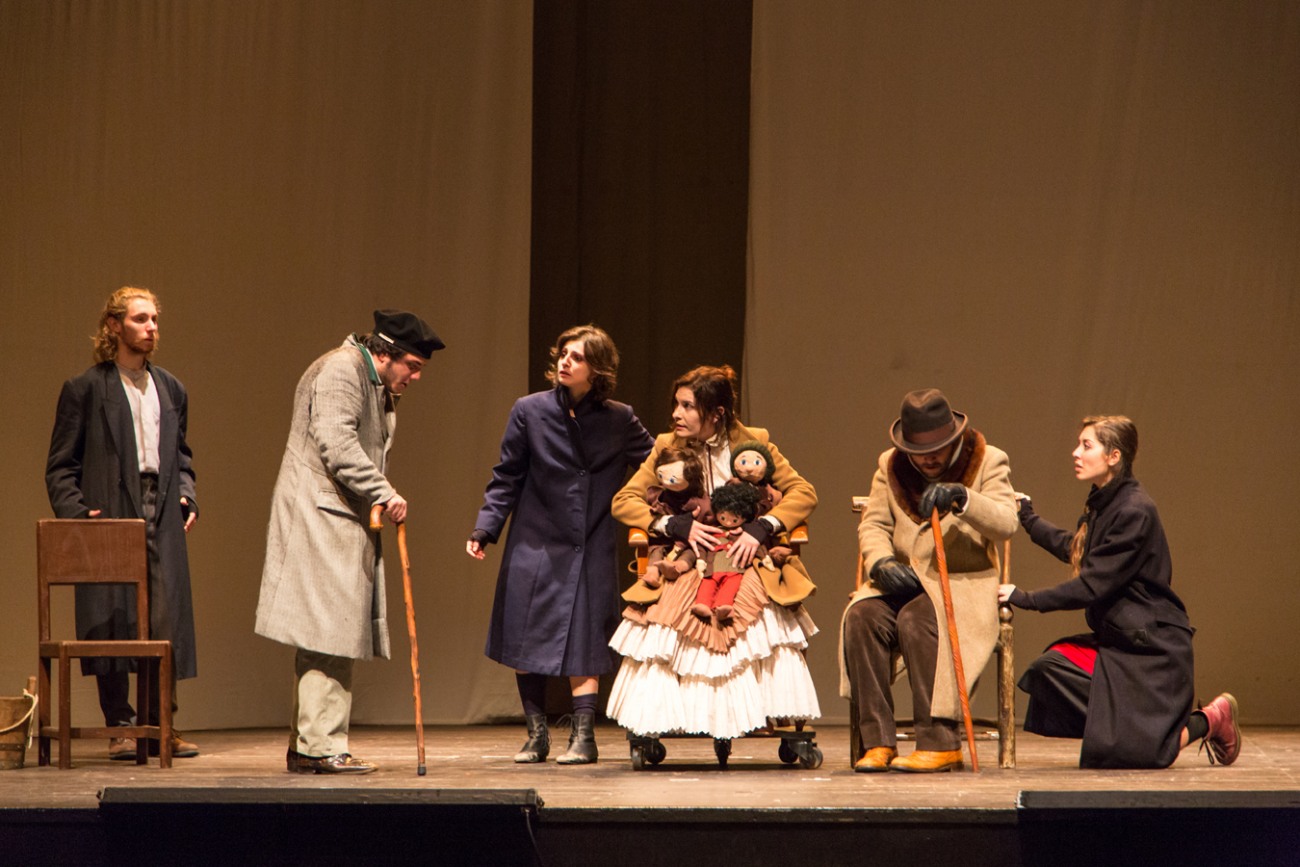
890, 749, 964, 773
853, 746, 898, 773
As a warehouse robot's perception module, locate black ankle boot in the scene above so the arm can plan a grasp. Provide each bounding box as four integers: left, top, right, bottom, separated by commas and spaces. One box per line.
513, 713, 550, 763
555, 712, 598, 765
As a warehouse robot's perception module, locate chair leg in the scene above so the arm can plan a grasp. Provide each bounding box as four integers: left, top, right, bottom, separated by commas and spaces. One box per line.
57, 648, 71, 770
135, 661, 150, 765
38, 656, 51, 767
997, 618, 1016, 769
848, 699, 862, 767
159, 653, 173, 769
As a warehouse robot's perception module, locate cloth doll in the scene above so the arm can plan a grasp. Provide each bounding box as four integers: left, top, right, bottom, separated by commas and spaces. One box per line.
643, 447, 711, 588
691, 481, 764, 622
730, 440, 783, 514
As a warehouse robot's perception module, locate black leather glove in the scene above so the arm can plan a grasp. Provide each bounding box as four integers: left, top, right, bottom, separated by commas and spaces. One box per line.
664, 513, 695, 542
740, 520, 771, 546
468, 529, 492, 546
918, 483, 968, 518
869, 557, 922, 596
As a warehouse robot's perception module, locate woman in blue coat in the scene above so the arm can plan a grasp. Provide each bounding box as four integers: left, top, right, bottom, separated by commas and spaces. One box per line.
999, 416, 1240, 768
468, 324, 653, 764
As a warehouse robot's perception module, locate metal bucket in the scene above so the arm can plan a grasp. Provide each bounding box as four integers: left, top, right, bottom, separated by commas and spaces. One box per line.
0, 683, 38, 770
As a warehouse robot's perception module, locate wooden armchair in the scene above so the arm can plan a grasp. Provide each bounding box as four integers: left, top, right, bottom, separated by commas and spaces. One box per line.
848, 497, 1016, 769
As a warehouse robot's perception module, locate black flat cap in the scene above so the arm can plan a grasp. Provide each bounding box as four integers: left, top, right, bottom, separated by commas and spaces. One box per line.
373, 309, 445, 359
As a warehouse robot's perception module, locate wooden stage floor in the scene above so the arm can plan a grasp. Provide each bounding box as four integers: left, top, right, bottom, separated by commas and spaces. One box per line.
4, 723, 1298, 810
3, 725, 1298, 867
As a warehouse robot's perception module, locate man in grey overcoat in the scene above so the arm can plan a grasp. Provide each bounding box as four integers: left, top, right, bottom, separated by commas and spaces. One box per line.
46, 286, 200, 760
256, 309, 442, 775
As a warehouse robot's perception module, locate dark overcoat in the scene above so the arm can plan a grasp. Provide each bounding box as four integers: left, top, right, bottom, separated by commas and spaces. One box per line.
45, 361, 199, 679
1016, 476, 1192, 769
476, 387, 653, 676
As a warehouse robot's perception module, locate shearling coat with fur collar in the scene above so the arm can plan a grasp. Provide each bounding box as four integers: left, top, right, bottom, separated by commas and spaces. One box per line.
838, 430, 1018, 720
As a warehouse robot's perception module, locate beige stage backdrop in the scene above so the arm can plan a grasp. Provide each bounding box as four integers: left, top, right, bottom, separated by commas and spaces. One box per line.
748, 1, 1300, 724
2, 0, 1298, 737
0, 1, 534, 728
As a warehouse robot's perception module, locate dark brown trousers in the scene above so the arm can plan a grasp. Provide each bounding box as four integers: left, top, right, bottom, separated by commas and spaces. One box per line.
844, 592, 960, 751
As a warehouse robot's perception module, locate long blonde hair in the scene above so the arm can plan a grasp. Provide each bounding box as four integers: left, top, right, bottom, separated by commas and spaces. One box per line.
1068, 415, 1139, 575
92, 286, 159, 363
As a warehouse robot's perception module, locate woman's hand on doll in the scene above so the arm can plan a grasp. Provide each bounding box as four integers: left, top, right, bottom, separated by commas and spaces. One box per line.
726, 528, 761, 569
688, 520, 728, 556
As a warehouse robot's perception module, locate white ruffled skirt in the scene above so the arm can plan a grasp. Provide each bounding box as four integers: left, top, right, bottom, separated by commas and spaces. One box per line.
606, 603, 821, 740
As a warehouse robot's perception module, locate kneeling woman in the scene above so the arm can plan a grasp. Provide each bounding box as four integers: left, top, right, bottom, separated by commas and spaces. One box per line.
998, 416, 1240, 768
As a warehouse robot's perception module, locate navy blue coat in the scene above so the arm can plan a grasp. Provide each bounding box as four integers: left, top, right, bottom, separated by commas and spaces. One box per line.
476, 387, 653, 676
1014, 477, 1192, 768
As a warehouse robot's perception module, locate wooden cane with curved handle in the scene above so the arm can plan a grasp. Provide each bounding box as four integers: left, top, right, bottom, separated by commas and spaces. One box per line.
370, 504, 427, 775
930, 508, 979, 772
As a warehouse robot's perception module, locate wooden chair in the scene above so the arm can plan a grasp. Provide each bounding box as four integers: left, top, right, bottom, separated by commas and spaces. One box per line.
37, 519, 173, 768
847, 497, 1016, 769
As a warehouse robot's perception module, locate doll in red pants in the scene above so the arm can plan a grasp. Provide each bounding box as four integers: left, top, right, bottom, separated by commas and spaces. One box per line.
690, 482, 763, 622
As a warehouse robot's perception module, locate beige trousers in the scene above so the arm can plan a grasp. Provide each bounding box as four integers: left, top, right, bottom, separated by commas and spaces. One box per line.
292, 649, 354, 757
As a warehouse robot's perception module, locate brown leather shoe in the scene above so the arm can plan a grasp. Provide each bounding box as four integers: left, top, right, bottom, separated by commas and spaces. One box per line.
286, 749, 377, 775
853, 746, 898, 773
109, 737, 138, 761
890, 749, 964, 773
149, 732, 200, 758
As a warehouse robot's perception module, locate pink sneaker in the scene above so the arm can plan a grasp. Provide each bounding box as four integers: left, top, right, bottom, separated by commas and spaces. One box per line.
1199, 693, 1241, 765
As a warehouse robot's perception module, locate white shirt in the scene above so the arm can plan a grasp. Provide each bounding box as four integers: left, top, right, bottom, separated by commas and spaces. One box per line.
117, 365, 161, 474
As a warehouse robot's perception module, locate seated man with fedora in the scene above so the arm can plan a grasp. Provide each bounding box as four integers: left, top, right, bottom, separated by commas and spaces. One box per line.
838, 388, 1018, 773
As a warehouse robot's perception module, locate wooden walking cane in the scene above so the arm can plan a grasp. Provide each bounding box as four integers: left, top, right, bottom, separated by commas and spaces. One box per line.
930, 507, 979, 772
370, 504, 427, 775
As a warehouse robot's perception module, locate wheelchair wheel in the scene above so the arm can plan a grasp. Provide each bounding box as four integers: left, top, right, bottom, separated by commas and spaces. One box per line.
713, 738, 732, 768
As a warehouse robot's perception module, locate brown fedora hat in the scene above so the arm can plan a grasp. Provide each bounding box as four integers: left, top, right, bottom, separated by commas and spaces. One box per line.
889, 388, 968, 454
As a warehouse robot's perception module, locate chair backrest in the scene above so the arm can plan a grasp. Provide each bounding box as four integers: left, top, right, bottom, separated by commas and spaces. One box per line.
36, 519, 148, 642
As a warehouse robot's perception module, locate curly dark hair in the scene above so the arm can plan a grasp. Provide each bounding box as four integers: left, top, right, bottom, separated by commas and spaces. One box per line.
710, 480, 761, 524
545, 324, 620, 402
360, 332, 400, 359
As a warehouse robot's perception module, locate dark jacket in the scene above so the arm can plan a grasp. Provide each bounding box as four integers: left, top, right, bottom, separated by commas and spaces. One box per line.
476, 387, 653, 676
45, 361, 199, 679
1014, 476, 1192, 768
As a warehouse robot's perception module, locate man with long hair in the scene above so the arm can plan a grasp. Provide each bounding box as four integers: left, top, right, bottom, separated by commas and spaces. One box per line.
46, 286, 201, 759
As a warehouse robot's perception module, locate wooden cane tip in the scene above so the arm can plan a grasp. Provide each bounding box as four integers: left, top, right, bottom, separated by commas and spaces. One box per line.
417, 765, 427, 776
